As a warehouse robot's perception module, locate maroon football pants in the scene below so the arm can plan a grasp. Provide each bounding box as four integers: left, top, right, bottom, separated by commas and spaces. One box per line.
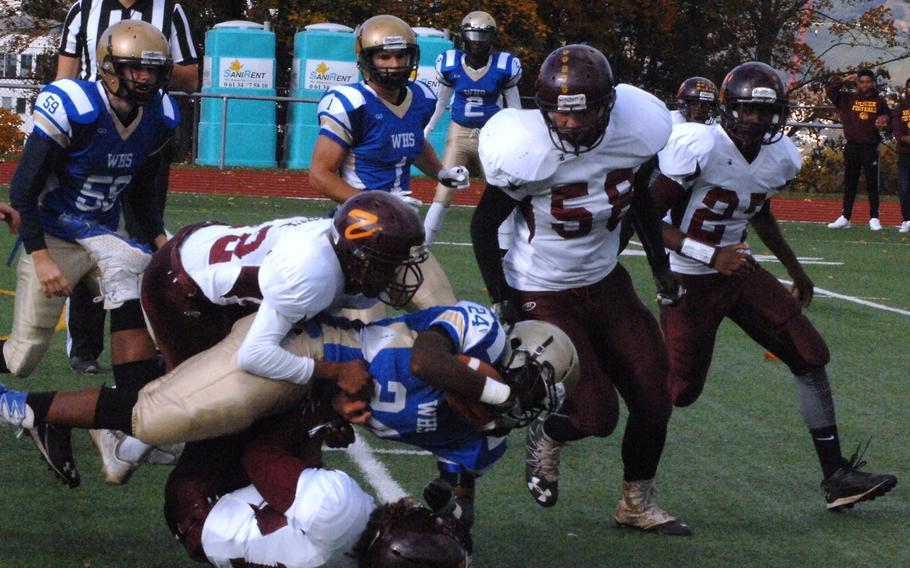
519, 263, 673, 481
661, 266, 830, 407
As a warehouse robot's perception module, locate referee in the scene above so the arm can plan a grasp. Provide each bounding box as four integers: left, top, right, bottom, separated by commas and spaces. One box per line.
55, 0, 199, 375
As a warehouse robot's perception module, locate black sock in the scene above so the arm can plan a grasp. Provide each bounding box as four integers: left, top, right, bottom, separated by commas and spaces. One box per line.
0, 340, 9, 374
112, 358, 163, 392
811, 425, 845, 478
25, 391, 57, 424
543, 413, 586, 443
93, 387, 139, 433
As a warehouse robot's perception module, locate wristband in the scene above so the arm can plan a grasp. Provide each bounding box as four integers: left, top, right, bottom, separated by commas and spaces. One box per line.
479, 377, 511, 405
680, 237, 718, 266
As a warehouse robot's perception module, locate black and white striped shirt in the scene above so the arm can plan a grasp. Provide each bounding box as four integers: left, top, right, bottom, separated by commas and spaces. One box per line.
58, 0, 198, 81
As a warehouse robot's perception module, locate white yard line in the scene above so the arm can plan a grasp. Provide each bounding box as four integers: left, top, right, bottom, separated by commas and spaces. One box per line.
329, 446, 432, 456
345, 434, 410, 503
778, 279, 910, 317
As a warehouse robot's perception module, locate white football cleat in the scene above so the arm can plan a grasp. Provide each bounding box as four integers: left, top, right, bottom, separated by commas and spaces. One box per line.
89, 429, 141, 485
827, 215, 850, 229
899, 220, 910, 233
614, 479, 692, 536
869, 218, 882, 231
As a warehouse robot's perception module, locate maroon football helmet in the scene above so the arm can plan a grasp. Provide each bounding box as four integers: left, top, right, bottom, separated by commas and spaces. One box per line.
676, 76, 718, 124
355, 499, 472, 567
719, 61, 789, 146
535, 44, 616, 154
331, 192, 428, 308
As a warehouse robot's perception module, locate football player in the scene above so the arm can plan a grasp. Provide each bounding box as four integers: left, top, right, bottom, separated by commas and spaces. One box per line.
652, 61, 897, 511
309, 14, 466, 323
2, 21, 177, 487
422, 10, 522, 246
470, 45, 691, 535
0, 191, 424, 484
672, 76, 718, 125
166, 389, 471, 568
0, 302, 576, 525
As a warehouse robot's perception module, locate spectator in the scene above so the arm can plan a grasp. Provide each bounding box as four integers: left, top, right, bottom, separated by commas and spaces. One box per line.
56, 0, 199, 374
891, 77, 910, 233
825, 70, 890, 231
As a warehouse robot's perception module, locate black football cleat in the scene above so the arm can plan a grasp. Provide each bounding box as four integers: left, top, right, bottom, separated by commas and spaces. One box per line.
28, 423, 80, 489
822, 442, 897, 512
525, 417, 564, 507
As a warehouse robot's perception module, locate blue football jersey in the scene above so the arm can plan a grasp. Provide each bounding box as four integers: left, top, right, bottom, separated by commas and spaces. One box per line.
435, 49, 522, 129
30, 79, 179, 240
312, 301, 508, 472
317, 81, 437, 193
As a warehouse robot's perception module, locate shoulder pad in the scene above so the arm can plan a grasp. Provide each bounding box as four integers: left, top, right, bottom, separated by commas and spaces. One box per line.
159, 92, 180, 130
493, 52, 522, 86
412, 79, 438, 103
43, 80, 101, 125
658, 122, 715, 177
610, 84, 672, 156
479, 109, 561, 187
438, 49, 461, 73
319, 85, 367, 115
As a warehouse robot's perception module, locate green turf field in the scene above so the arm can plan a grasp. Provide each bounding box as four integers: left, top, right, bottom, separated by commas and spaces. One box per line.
0, 190, 907, 567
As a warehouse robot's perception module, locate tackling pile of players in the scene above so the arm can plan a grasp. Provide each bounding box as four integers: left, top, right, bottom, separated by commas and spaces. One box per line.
0, 9, 898, 568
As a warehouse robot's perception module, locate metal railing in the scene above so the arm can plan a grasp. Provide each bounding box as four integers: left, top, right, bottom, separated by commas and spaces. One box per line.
0, 80, 855, 169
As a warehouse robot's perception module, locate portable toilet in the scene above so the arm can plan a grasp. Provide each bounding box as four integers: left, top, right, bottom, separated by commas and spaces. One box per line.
285, 23, 357, 169
197, 21, 277, 167
413, 27, 453, 163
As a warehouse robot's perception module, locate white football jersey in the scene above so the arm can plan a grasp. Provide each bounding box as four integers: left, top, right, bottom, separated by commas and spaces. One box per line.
180, 217, 360, 323
658, 122, 802, 275
202, 469, 374, 568
479, 84, 672, 290
670, 109, 686, 125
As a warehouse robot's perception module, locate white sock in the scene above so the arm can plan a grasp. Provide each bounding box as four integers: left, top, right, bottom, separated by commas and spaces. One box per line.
116, 434, 154, 464
424, 202, 448, 246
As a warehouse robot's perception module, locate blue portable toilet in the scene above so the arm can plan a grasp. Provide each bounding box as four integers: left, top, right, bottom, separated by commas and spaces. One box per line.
413, 27, 453, 164
285, 23, 357, 169
197, 21, 277, 167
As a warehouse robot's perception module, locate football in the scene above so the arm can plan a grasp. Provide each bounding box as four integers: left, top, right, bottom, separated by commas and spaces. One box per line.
445, 355, 503, 429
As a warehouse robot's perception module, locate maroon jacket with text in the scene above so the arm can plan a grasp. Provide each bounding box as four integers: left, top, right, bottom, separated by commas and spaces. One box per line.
826, 77, 890, 144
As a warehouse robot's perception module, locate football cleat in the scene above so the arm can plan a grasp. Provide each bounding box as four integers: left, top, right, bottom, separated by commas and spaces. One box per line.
614, 479, 692, 536
525, 417, 565, 507
0, 383, 31, 427
144, 442, 183, 466
821, 442, 897, 511
89, 429, 141, 485
899, 220, 910, 233
827, 215, 851, 229
869, 218, 882, 231
28, 423, 80, 489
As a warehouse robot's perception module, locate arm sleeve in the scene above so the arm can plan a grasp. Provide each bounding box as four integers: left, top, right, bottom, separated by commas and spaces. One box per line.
123, 145, 169, 241
236, 300, 316, 385
424, 83, 453, 137
629, 158, 674, 281
502, 85, 521, 110
10, 132, 64, 252
470, 185, 520, 304
170, 4, 199, 65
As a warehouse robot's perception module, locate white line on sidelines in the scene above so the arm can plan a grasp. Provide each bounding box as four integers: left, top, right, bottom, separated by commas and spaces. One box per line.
345, 435, 410, 503
329, 446, 432, 456
779, 279, 910, 317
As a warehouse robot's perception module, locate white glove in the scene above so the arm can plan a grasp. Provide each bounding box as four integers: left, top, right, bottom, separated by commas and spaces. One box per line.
391, 190, 422, 212
438, 166, 470, 189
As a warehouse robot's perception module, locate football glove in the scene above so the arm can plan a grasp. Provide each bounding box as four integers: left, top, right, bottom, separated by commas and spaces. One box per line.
390, 189, 422, 212
438, 166, 470, 189
422, 478, 462, 520
491, 300, 520, 331
655, 272, 685, 307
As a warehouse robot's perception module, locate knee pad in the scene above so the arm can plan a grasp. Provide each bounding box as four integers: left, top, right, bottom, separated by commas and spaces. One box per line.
110, 299, 147, 332
783, 315, 831, 375
77, 234, 151, 309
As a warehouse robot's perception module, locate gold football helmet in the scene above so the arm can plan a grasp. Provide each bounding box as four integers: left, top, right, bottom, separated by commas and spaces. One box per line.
97, 20, 172, 105
460, 11, 496, 59
354, 15, 419, 90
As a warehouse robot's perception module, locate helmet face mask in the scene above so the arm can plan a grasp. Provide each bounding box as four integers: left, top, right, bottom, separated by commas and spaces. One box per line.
97, 20, 172, 106
719, 62, 789, 147
535, 45, 616, 155
356, 15, 420, 91
331, 192, 427, 309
